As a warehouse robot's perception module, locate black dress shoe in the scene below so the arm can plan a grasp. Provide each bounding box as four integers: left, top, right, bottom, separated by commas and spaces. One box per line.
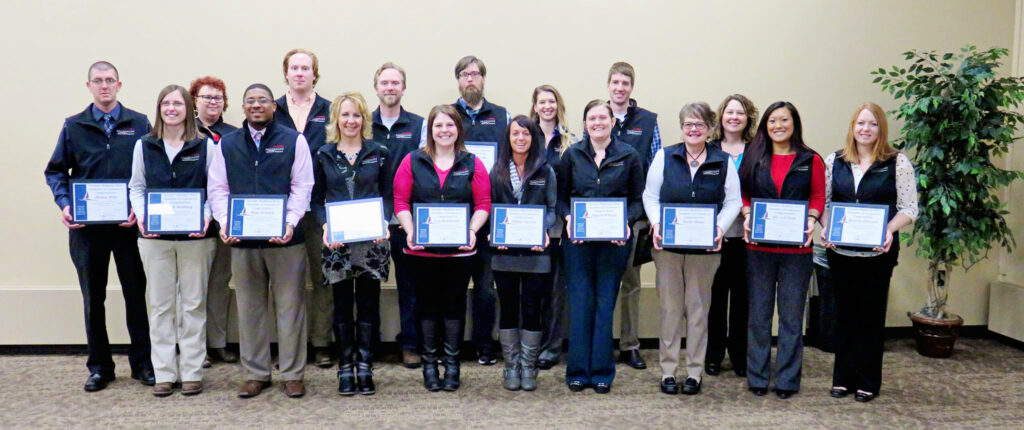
660, 377, 678, 395
830, 387, 850, 398
681, 377, 702, 395
476, 349, 497, 366
568, 381, 586, 392
775, 389, 797, 399
749, 386, 768, 396
705, 362, 721, 376
619, 350, 647, 369
536, 358, 558, 370
733, 368, 747, 377
854, 391, 876, 402
131, 368, 156, 386
594, 382, 611, 394
84, 372, 115, 392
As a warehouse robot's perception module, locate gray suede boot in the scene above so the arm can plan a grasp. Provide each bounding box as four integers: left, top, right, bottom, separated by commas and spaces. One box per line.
499, 329, 521, 391
519, 330, 543, 391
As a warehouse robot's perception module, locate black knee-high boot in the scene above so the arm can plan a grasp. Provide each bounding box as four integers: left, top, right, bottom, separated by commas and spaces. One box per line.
334, 323, 356, 396
442, 319, 463, 391
356, 322, 376, 395
420, 319, 442, 392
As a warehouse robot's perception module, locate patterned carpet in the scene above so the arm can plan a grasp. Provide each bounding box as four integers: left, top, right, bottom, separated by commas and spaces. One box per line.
1, 338, 1022, 429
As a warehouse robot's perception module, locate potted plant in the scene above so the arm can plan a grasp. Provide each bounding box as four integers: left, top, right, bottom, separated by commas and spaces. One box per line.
872, 45, 1024, 358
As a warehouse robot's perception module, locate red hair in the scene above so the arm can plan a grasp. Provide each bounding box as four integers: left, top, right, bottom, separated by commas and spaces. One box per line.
189, 76, 229, 110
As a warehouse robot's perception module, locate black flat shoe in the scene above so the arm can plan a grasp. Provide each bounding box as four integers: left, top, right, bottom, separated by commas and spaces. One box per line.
749, 386, 768, 396
536, 358, 558, 370
733, 368, 747, 377
681, 377, 702, 395
619, 350, 647, 370
775, 389, 797, 399
131, 368, 156, 386
594, 382, 611, 394
568, 381, 586, 392
84, 372, 115, 392
854, 391, 876, 402
660, 377, 678, 395
476, 349, 497, 366
705, 362, 721, 376
830, 387, 849, 398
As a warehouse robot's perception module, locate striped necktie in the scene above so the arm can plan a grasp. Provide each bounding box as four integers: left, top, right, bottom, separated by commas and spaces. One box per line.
102, 114, 113, 137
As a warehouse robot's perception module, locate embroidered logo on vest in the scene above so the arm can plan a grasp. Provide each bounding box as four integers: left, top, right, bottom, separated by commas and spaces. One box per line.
702, 169, 721, 175
625, 127, 643, 136
452, 167, 470, 176
265, 145, 285, 154
479, 117, 496, 125
310, 115, 326, 123
116, 128, 135, 136
396, 131, 413, 139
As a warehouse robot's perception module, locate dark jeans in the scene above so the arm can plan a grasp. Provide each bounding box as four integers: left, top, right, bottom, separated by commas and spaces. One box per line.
706, 238, 748, 369
494, 270, 550, 331
410, 255, 472, 323
69, 225, 152, 375
539, 238, 567, 360
564, 239, 632, 387
827, 249, 897, 394
389, 225, 418, 351
331, 274, 381, 332
746, 250, 812, 392
471, 233, 497, 353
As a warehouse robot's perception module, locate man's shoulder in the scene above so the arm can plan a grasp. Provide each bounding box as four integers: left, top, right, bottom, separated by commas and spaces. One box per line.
119, 106, 149, 124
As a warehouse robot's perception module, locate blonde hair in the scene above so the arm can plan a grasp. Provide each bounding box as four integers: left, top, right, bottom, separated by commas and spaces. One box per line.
373, 62, 407, 89
530, 85, 573, 152
840, 102, 897, 164
326, 92, 373, 143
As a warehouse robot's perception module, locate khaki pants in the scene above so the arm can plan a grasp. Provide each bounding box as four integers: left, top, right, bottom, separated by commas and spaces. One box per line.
206, 237, 232, 348
299, 216, 332, 347
618, 220, 648, 351
232, 244, 308, 381
139, 238, 216, 383
653, 249, 720, 381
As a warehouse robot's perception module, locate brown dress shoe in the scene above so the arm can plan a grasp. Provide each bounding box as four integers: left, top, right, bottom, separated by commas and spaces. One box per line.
218, 348, 239, 363
284, 380, 306, 398
152, 382, 174, 397
238, 380, 271, 398
202, 355, 212, 369
181, 381, 203, 396
402, 349, 422, 369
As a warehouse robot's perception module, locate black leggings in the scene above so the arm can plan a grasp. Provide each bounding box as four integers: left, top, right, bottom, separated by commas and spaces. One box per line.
494, 270, 550, 331
331, 274, 381, 329
409, 255, 472, 322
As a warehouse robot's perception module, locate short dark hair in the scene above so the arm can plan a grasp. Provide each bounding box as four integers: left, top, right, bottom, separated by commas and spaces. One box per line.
243, 83, 274, 100
454, 55, 487, 78
88, 61, 119, 81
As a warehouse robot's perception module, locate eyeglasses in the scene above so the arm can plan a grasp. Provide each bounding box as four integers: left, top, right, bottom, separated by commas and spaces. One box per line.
197, 95, 224, 103
160, 100, 185, 108
90, 78, 118, 86
682, 122, 707, 130
458, 71, 481, 79
243, 97, 273, 106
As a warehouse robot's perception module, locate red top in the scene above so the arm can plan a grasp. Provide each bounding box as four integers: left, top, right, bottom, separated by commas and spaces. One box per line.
393, 152, 491, 257
742, 153, 825, 254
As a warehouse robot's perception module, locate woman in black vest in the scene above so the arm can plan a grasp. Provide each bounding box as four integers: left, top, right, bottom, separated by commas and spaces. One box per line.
311, 92, 392, 396
490, 115, 557, 391
822, 102, 918, 402
557, 100, 645, 394
738, 101, 825, 399
644, 102, 742, 395
128, 85, 215, 396
394, 104, 491, 392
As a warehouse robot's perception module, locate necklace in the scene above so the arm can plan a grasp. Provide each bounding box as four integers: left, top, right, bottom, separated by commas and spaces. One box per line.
686, 145, 706, 168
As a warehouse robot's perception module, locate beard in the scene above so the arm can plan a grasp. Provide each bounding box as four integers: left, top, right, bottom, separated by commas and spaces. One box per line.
460, 84, 483, 106
379, 93, 400, 108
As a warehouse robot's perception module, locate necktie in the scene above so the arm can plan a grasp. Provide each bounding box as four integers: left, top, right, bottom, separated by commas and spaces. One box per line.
102, 114, 113, 137
254, 131, 263, 148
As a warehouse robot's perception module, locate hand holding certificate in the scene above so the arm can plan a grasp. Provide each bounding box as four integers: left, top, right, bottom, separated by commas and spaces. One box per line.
748, 199, 809, 246
325, 198, 388, 248
569, 198, 628, 243
824, 202, 890, 249
491, 205, 547, 250
226, 195, 288, 242
413, 203, 470, 248
658, 204, 718, 250
71, 180, 130, 225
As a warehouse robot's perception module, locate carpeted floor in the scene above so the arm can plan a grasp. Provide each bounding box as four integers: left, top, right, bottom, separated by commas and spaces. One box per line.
1, 338, 1022, 429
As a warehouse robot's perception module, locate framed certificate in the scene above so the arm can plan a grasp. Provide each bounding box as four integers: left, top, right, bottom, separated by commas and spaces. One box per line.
750, 198, 809, 245
570, 197, 627, 241
491, 204, 546, 248
326, 197, 388, 244
661, 204, 717, 250
144, 189, 205, 235
465, 141, 497, 173
827, 202, 890, 248
414, 203, 470, 247
227, 194, 287, 240
71, 180, 129, 224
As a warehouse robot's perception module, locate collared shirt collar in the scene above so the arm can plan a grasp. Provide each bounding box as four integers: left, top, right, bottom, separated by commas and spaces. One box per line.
92, 102, 122, 122
458, 98, 480, 118
247, 122, 267, 144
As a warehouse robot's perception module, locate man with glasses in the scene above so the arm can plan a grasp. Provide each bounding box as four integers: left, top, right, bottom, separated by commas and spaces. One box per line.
450, 55, 510, 365
207, 84, 315, 399
45, 61, 155, 392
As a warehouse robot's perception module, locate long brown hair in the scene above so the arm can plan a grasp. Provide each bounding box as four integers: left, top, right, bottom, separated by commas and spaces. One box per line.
710, 94, 757, 143
424, 104, 465, 158
840, 102, 897, 163
150, 85, 200, 141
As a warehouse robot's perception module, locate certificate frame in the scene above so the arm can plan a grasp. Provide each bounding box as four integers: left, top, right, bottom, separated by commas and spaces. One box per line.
70, 179, 130, 224
144, 188, 205, 235
490, 204, 547, 248
464, 141, 497, 173
660, 203, 718, 250
325, 197, 388, 244
826, 202, 890, 249
413, 203, 471, 247
570, 197, 628, 241
749, 198, 809, 246
226, 194, 288, 240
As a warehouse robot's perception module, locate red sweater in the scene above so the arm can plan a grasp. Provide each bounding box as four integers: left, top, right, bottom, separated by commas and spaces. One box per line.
742, 153, 825, 254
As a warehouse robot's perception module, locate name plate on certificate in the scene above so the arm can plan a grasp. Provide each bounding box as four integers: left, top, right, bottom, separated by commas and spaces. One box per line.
145, 189, 204, 234
465, 141, 497, 173
414, 203, 470, 247
491, 204, 546, 248
661, 204, 717, 250
571, 198, 627, 241
326, 197, 387, 244
227, 195, 287, 239
827, 202, 889, 248
71, 180, 129, 224
750, 199, 808, 245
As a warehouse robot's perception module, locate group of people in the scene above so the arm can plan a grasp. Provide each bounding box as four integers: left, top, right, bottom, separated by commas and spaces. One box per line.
44, 50, 917, 404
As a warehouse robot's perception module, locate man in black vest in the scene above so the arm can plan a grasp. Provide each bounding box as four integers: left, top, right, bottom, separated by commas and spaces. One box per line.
371, 62, 427, 368
607, 61, 662, 370
451, 55, 510, 365
44, 61, 155, 392
208, 84, 315, 399
274, 48, 336, 369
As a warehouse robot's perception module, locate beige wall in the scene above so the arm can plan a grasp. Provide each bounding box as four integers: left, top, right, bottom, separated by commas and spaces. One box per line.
1, 0, 1019, 344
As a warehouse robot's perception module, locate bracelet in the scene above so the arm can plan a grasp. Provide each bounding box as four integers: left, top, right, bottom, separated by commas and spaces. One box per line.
807, 215, 819, 222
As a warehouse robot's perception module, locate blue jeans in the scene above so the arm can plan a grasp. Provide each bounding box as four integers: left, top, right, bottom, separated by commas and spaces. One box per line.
746, 250, 813, 391
564, 239, 632, 387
